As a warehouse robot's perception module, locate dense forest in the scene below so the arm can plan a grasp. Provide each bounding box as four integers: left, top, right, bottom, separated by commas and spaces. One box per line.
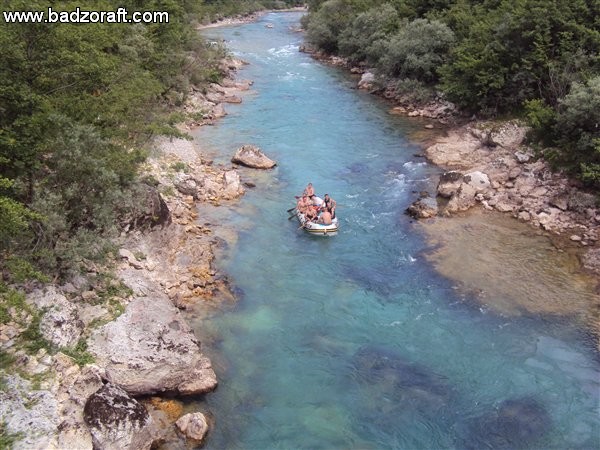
303, 0, 600, 188
0, 0, 300, 286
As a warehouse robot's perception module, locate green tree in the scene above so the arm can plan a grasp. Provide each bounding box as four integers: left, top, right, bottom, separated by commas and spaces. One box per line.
553, 76, 600, 187
338, 4, 399, 64
378, 18, 455, 82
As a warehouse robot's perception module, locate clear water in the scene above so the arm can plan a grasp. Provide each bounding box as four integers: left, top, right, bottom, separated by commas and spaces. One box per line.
191, 12, 600, 449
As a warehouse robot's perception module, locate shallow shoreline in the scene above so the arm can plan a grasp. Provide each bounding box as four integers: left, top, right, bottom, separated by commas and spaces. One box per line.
304, 50, 599, 275
197, 6, 307, 30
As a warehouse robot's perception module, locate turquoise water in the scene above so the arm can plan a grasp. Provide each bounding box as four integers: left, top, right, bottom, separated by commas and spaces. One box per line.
192, 12, 600, 449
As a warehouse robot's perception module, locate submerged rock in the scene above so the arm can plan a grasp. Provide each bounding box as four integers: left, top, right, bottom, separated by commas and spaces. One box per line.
232, 144, 276, 169
352, 345, 450, 410
84, 383, 160, 450
456, 397, 552, 449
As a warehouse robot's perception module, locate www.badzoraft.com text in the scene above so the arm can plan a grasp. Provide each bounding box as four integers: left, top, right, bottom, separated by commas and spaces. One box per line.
2, 7, 169, 24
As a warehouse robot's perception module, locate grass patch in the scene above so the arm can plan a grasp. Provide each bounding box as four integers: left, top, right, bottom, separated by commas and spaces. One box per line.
20, 312, 50, 355
62, 338, 95, 367
170, 161, 189, 173
0, 422, 22, 449
0, 284, 29, 325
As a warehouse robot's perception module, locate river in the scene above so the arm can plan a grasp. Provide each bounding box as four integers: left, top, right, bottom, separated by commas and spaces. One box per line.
187, 12, 599, 449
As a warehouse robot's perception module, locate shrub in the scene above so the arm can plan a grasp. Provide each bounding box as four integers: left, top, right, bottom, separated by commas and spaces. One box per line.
306, 0, 357, 53
338, 4, 399, 64
377, 19, 454, 82
393, 78, 435, 105
553, 76, 600, 187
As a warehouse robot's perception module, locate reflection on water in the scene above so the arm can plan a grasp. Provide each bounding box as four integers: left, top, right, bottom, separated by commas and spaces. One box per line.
183, 11, 600, 450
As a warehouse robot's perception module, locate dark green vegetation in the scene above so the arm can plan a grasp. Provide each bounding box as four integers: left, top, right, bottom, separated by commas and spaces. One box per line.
0, 0, 233, 283
303, 0, 600, 188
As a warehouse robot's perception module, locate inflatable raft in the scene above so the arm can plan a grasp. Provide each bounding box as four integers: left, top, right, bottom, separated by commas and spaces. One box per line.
295, 196, 339, 235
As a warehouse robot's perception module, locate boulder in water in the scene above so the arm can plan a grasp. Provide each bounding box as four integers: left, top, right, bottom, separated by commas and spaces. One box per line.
231, 145, 276, 169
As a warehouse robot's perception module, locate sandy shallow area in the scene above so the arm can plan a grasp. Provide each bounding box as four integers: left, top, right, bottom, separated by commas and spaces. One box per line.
418, 208, 600, 343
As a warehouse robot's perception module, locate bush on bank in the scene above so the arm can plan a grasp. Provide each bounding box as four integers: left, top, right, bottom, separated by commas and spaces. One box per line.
303, 0, 600, 189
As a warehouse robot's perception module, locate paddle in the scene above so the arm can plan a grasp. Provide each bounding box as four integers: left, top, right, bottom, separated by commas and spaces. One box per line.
286, 207, 296, 213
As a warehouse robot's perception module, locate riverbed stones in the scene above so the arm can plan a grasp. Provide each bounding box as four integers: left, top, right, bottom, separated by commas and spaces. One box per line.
231, 144, 277, 169
406, 197, 438, 219
84, 383, 160, 450
175, 412, 210, 443
88, 295, 217, 396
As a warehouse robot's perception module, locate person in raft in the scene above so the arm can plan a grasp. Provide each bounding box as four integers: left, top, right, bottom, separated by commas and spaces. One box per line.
322, 193, 336, 218
318, 208, 333, 225
304, 182, 315, 199
296, 195, 310, 214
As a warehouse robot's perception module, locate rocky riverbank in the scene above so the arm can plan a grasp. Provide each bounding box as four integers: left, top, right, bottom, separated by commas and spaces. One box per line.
303, 48, 599, 275
0, 56, 255, 449
412, 120, 600, 277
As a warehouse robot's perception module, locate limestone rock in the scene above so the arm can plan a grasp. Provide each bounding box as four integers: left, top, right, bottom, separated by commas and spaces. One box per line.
174, 174, 199, 198
232, 145, 276, 169
118, 249, 144, 270
358, 72, 375, 90
0, 374, 60, 450
515, 150, 533, 163
446, 183, 478, 213
88, 295, 218, 396
119, 185, 171, 230
464, 171, 491, 193
28, 287, 83, 348
222, 95, 242, 104
437, 171, 464, 198
406, 197, 438, 219
222, 170, 245, 199
56, 363, 105, 450
175, 412, 210, 443
84, 383, 160, 450
549, 194, 569, 211
212, 103, 227, 118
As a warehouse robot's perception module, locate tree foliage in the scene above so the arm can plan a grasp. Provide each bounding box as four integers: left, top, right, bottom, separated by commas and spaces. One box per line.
0, 0, 230, 279
303, 0, 600, 188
